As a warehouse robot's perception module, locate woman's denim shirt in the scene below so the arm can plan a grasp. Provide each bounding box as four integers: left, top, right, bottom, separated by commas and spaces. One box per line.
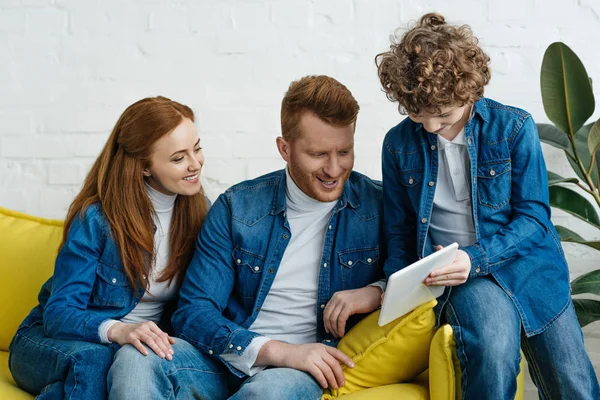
172, 170, 385, 377
17, 204, 170, 343
382, 97, 570, 337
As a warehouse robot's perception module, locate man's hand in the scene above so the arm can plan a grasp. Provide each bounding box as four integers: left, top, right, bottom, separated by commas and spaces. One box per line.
425, 245, 471, 286
323, 286, 382, 338
256, 341, 354, 389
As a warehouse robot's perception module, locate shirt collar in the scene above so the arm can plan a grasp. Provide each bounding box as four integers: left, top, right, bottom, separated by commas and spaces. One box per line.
437, 128, 466, 150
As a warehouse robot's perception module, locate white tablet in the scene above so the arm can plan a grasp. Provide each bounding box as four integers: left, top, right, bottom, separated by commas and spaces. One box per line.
378, 242, 459, 326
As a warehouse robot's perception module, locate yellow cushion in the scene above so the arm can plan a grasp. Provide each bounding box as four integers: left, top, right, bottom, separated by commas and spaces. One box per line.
0, 207, 63, 351
0, 351, 33, 399
323, 299, 437, 398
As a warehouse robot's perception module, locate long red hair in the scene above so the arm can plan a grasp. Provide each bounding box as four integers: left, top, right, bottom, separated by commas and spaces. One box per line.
62, 96, 208, 290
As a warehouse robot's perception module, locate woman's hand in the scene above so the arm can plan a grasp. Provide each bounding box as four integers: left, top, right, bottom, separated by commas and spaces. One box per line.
108, 321, 175, 360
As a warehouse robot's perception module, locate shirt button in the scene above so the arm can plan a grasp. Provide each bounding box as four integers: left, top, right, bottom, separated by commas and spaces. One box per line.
321, 304, 325, 309
236, 259, 241, 264
236, 346, 242, 351
421, 218, 427, 223
111, 278, 117, 283
428, 181, 434, 186
283, 212, 286, 217
255, 307, 261, 312
283, 234, 289, 239
431, 145, 436, 151
490, 169, 496, 176
325, 339, 331, 343
229, 344, 234, 349
367, 258, 372, 263
323, 263, 327, 268
209, 350, 213, 355
467, 137, 472, 145
269, 268, 275, 273
475, 266, 481, 273
408, 177, 414, 184
254, 266, 259, 271
348, 260, 353, 266
328, 225, 332, 230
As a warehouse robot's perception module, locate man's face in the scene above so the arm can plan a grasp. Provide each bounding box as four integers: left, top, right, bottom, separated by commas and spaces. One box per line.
408, 104, 471, 140
277, 112, 355, 203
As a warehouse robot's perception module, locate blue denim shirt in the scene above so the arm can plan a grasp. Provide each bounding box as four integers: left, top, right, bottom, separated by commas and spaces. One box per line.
172, 169, 384, 377
16, 204, 170, 342
382, 98, 570, 337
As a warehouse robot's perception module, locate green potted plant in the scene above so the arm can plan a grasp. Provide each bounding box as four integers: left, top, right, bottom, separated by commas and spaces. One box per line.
538, 41, 600, 327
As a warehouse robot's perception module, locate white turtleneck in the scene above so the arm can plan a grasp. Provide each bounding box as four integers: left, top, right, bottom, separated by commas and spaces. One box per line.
221, 168, 338, 375
98, 183, 178, 343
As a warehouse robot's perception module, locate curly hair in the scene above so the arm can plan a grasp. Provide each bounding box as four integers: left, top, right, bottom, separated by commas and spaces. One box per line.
375, 13, 491, 115
281, 75, 359, 141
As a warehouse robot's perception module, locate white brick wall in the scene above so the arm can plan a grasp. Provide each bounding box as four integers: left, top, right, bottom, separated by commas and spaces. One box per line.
1, 0, 600, 393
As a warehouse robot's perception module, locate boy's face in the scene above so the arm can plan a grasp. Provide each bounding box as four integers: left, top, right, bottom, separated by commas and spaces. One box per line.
408, 104, 471, 140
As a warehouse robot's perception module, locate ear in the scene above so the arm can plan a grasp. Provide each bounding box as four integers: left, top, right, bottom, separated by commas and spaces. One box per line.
276, 137, 291, 163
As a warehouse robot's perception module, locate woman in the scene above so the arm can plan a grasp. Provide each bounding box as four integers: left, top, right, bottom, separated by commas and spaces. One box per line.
9, 96, 219, 399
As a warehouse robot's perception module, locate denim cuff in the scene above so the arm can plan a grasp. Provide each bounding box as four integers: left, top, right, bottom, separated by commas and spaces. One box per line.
214, 328, 263, 378
84, 314, 109, 343
462, 243, 488, 277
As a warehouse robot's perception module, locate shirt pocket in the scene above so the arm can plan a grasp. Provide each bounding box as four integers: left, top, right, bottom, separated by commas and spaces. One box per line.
338, 247, 380, 289
231, 247, 265, 299
397, 169, 424, 189
477, 160, 511, 209
90, 261, 130, 308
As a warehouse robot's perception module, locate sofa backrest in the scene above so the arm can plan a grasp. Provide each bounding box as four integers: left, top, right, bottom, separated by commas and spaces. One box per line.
0, 206, 63, 351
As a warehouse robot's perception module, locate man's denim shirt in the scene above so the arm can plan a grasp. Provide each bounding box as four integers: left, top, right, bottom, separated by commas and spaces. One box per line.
172, 170, 384, 377
382, 97, 570, 337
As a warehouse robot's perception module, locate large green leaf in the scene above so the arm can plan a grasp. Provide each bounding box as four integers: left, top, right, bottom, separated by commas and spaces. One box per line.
567, 123, 597, 186
554, 224, 585, 241
549, 185, 600, 226
547, 171, 578, 186
588, 119, 600, 156
541, 42, 595, 137
572, 270, 600, 296
572, 298, 600, 327
537, 123, 572, 152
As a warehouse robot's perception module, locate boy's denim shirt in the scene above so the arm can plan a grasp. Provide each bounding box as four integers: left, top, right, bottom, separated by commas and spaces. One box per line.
172, 169, 385, 377
381, 97, 570, 337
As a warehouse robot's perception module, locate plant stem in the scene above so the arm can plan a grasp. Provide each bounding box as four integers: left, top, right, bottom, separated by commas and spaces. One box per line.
568, 134, 600, 207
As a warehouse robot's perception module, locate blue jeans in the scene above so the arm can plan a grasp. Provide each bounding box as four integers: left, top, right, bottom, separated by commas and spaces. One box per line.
445, 276, 599, 399
9, 323, 116, 399
108, 339, 322, 400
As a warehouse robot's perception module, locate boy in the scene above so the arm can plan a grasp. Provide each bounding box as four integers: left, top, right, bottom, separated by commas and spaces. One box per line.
376, 12, 599, 399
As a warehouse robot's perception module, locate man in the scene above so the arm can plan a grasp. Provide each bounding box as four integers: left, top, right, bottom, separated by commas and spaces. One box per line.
172, 75, 386, 399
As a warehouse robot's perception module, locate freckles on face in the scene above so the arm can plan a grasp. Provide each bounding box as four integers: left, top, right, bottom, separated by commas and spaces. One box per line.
145, 118, 204, 197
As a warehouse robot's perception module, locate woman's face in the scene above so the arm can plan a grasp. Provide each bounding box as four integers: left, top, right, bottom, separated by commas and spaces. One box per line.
144, 118, 204, 196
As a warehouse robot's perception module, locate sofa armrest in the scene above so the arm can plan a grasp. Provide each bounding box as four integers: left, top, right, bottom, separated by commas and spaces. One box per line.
428, 324, 525, 400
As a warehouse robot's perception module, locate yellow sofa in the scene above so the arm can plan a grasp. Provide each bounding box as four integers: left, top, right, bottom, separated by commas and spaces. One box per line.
0, 206, 524, 399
